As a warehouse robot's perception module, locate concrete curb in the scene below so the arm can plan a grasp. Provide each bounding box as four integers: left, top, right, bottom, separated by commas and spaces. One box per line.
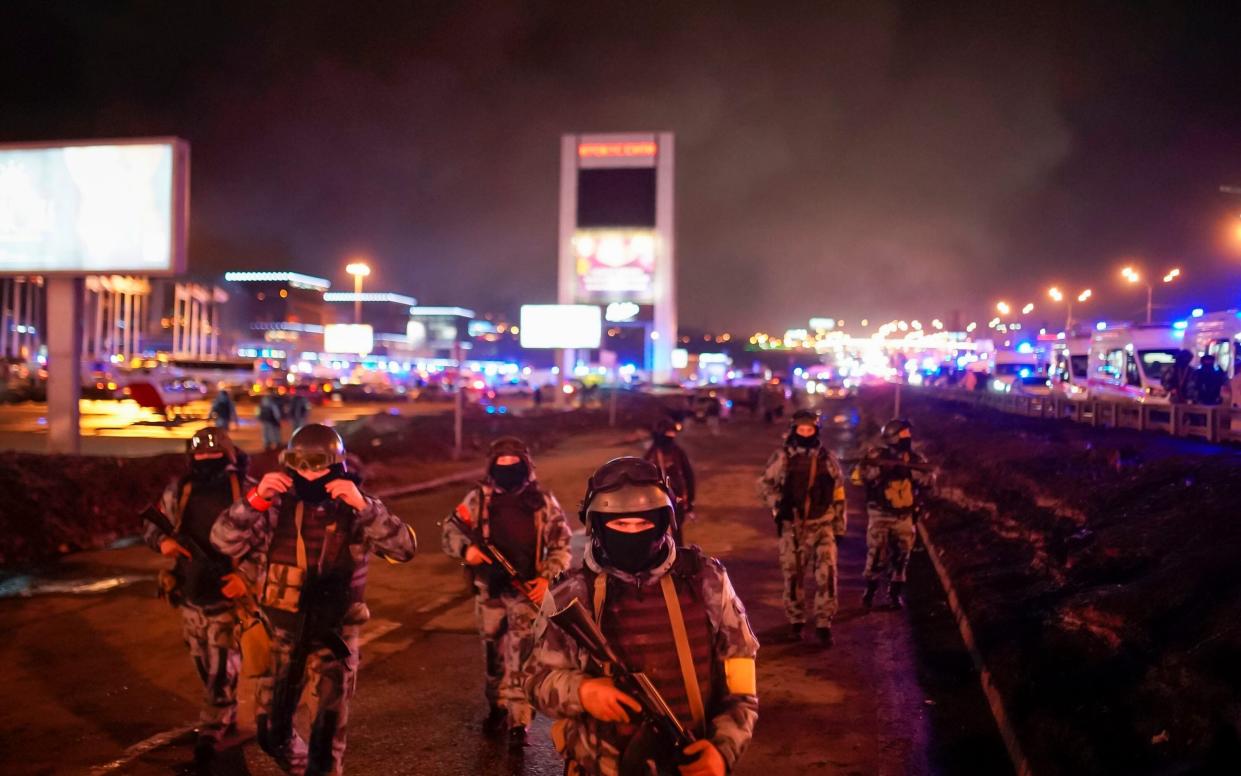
918, 520, 1035, 776
373, 467, 486, 500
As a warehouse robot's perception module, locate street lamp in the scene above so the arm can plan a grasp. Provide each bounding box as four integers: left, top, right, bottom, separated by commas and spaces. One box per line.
1122, 265, 1180, 324
345, 261, 370, 324
996, 301, 1011, 316
1048, 286, 1091, 331
1021, 302, 1035, 315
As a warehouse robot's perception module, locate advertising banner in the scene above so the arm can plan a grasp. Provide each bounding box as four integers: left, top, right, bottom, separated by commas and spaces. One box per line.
0, 138, 189, 274
573, 228, 656, 304
520, 305, 602, 349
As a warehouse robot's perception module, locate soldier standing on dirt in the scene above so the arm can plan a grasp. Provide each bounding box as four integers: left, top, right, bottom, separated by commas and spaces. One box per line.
643, 417, 696, 546
758, 409, 846, 645
851, 418, 934, 610
441, 436, 572, 747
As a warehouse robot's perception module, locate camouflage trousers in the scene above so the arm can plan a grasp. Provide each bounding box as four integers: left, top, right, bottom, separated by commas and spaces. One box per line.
179, 604, 240, 744
777, 517, 838, 627
476, 591, 538, 726
257, 625, 359, 776
864, 514, 916, 584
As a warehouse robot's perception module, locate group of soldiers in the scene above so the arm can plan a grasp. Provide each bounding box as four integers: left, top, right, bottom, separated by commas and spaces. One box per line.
144, 402, 931, 775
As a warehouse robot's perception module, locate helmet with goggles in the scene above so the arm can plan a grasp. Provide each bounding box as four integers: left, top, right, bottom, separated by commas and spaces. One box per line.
279, 423, 346, 472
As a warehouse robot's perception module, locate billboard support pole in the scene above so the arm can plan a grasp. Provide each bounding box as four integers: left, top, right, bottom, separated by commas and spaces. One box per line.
453, 342, 464, 460
45, 276, 83, 454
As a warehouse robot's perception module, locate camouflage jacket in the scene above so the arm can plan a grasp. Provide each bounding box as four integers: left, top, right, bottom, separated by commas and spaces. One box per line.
211, 485, 416, 623
757, 444, 846, 532
441, 482, 572, 594
524, 544, 759, 774
849, 445, 934, 517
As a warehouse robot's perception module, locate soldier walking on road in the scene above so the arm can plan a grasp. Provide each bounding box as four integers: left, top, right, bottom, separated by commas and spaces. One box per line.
258, 392, 283, 451
441, 436, 572, 747
144, 427, 255, 764
643, 417, 696, 546
758, 409, 846, 645
851, 419, 933, 610
525, 457, 759, 776
212, 424, 417, 776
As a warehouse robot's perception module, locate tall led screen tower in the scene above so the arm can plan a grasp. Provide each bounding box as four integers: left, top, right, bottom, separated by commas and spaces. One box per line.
558, 132, 675, 379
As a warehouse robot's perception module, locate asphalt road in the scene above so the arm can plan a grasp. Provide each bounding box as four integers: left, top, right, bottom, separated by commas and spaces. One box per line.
0, 403, 1010, 775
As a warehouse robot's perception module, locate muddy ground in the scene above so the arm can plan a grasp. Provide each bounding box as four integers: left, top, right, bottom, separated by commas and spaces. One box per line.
0, 395, 666, 567
857, 385, 1241, 775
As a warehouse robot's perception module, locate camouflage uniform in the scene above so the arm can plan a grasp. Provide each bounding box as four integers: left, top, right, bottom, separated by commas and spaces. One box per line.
851, 445, 933, 586
144, 465, 255, 747
442, 483, 571, 727
524, 544, 759, 775
212, 483, 416, 775
758, 445, 846, 627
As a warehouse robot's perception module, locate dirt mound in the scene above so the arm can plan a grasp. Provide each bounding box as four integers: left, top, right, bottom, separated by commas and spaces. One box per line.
858, 386, 1241, 775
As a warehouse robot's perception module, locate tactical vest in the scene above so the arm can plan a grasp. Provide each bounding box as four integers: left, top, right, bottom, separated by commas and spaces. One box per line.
783, 448, 833, 520
487, 490, 540, 581
868, 449, 918, 516
174, 473, 240, 607
263, 497, 364, 631
594, 552, 714, 733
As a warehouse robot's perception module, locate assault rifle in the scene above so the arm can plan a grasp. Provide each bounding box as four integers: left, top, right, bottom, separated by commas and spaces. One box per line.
842, 456, 938, 473
550, 597, 694, 774
141, 505, 272, 636
446, 507, 538, 602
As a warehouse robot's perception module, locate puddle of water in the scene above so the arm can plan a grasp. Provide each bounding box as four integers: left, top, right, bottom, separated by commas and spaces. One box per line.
0, 574, 152, 599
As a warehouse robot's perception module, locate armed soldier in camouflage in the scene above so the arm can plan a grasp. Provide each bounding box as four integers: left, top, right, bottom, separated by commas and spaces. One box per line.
850, 418, 934, 609
212, 424, 416, 776
525, 457, 759, 776
144, 427, 255, 764
642, 417, 696, 546
757, 409, 846, 646
441, 436, 571, 747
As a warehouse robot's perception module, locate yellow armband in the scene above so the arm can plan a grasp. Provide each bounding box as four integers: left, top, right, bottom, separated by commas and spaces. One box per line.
724, 657, 757, 695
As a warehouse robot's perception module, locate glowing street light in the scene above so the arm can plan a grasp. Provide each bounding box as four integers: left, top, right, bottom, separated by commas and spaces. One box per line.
1021, 302, 1035, 315
1048, 286, 1090, 331
1122, 265, 1179, 324
1162, 268, 1181, 283
1048, 286, 1064, 303
345, 261, 371, 323
996, 301, 1011, 316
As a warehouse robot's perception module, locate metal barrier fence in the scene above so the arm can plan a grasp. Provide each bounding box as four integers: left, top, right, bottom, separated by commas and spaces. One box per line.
913, 386, 1241, 444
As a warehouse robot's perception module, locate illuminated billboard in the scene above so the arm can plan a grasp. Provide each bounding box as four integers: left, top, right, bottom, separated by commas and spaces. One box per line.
0, 138, 189, 274
324, 324, 374, 355
520, 305, 602, 349
573, 229, 656, 304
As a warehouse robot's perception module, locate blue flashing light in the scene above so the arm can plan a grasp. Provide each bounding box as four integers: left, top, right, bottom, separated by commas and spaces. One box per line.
1016, 342, 1034, 354
1019, 367, 1032, 378
1172, 320, 1188, 330
1191, 308, 1205, 318
498, 406, 509, 414
1095, 321, 1107, 331
485, 405, 496, 414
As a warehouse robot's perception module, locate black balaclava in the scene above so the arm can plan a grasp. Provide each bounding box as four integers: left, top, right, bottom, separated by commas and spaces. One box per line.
654, 432, 676, 448
893, 436, 913, 454
490, 460, 530, 492
192, 456, 229, 481
789, 426, 820, 449
291, 463, 346, 503
597, 508, 671, 574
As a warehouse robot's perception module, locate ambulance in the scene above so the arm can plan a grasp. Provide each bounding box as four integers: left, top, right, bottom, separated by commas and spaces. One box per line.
1086, 324, 1184, 403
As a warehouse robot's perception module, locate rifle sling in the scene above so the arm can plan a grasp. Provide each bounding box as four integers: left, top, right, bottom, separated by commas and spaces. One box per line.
660, 573, 707, 736
175, 474, 241, 530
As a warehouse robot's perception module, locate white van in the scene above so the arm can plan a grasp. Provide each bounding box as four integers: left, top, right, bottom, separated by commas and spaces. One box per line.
1185, 310, 1241, 378
1050, 335, 1092, 399
1086, 324, 1184, 403
990, 349, 1042, 393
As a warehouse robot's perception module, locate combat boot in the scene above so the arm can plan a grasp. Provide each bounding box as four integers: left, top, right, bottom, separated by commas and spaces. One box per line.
862, 581, 878, 610
888, 582, 905, 609
816, 626, 833, 648
789, 622, 804, 642
482, 706, 507, 736
508, 725, 527, 749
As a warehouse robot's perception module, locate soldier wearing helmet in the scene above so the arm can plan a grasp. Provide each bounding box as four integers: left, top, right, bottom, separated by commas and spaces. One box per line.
642, 417, 696, 545
757, 409, 846, 645
441, 436, 571, 747
212, 423, 417, 775
525, 457, 759, 776
144, 427, 254, 763
850, 418, 934, 609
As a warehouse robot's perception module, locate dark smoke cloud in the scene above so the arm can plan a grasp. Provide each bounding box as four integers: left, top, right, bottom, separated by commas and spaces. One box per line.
3, 1, 1240, 332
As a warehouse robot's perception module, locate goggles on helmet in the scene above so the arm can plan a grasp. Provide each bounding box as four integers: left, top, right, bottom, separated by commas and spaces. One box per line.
279, 449, 340, 472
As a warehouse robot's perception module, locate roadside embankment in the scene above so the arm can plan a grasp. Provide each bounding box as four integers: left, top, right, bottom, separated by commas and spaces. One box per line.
856, 386, 1241, 775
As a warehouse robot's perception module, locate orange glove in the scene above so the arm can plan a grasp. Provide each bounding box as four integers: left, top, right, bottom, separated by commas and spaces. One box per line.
464, 545, 492, 566
523, 577, 550, 605
679, 740, 726, 776
159, 537, 191, 559
220, 572, 249, 599
579, 677, 642, 723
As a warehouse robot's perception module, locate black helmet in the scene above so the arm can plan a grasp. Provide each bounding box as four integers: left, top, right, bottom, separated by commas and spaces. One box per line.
791, 409, 820, 429
881, 418, 914, 446
652, 417, 681, 437
580, 457, 674, 533
488, 435, 530, 463
280, 423, 346, 472
187, 427, 235, 461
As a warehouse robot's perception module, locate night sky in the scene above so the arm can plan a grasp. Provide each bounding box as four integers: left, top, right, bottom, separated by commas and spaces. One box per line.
4, 1, 1241, 332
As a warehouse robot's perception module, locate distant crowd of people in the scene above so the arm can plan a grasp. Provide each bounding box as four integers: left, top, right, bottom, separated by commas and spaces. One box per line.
1159, 350, 1231, 406
208, 388, 312, 450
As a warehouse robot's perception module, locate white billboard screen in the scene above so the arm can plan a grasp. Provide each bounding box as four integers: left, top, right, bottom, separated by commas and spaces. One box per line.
520, 305, 602, 349
573, 229, 656, 304
324, 324, 374, 355
0, 139, 188, 274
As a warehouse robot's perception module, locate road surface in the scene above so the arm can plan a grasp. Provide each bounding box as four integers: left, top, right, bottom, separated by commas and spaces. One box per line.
0, 402, 1009, 775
